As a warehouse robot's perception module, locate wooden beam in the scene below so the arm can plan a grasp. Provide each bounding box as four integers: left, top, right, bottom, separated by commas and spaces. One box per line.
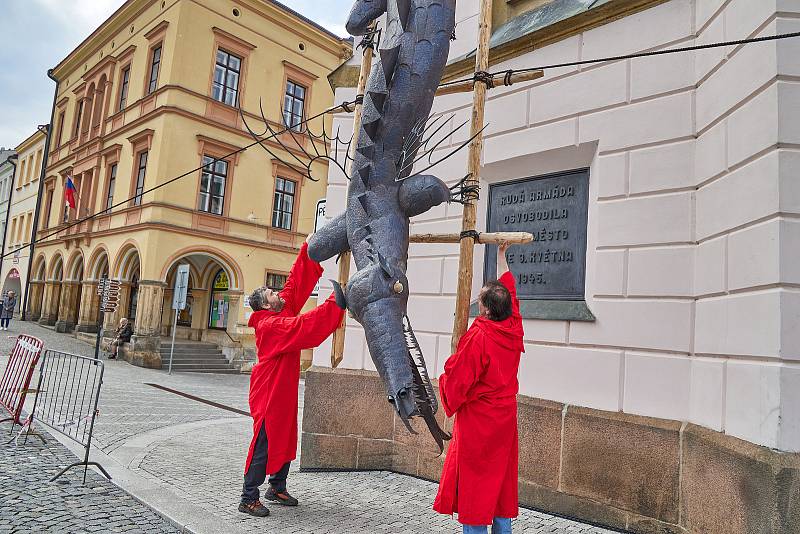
331, 30, 376, 369
435, 70, 543, 96
410, 232, 533, 244
452, 0, 494, 354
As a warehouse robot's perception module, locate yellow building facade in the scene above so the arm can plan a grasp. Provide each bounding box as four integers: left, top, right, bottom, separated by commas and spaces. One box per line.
31, 0, 349, 368
2, 129, 47, 313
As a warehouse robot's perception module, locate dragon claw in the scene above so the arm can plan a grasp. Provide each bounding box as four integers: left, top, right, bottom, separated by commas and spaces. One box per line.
449, 174, 480, 204
330, 280, 347, 310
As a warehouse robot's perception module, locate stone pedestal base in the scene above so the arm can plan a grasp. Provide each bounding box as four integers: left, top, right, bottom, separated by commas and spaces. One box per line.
125, 334, 162, 369
38, 316, 56, 327
75, 323, 99, 334
54, 320, 76, 333
301, 367, 800, 534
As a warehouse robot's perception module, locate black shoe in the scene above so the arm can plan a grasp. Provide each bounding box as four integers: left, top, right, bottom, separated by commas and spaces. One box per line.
238, 500, 270, 517
265, 487, 299, 506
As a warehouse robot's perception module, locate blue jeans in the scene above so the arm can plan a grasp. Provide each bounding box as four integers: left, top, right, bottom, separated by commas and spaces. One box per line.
463, 518, 512, 534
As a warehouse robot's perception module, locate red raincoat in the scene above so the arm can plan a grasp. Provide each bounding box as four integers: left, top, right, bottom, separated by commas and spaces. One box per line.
245, 242, 344, 474
433, 271, 524, 526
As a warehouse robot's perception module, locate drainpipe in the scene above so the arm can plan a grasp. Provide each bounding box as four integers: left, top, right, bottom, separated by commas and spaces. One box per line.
0, 154, 18, 297
22, 69, 58, 321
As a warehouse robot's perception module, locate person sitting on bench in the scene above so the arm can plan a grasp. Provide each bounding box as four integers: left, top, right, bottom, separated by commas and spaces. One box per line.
108, 318, 133, 360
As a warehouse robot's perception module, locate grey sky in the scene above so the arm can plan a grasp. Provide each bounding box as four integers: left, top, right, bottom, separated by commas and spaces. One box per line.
0, 0, 353, 149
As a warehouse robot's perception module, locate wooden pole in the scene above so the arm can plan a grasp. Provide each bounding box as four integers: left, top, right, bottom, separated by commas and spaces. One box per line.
410, 231, 533, 244
435, 70, 543, 96
331, 28, 376, 369
451, 0, 494, 353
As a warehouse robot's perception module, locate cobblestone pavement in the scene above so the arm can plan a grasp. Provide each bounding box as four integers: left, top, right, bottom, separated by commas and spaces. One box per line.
1, 323, 618, 534
0, 426, 181, 533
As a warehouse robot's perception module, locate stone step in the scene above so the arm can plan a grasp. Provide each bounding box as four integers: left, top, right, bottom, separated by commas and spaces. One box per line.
163, 362, 234, 371
161, 357, 229, 365
163, 346, 222, 351
158, 348, 225, 356
159, 341, 220, 348
170, 368, 242, 375
158, 345, 223, 352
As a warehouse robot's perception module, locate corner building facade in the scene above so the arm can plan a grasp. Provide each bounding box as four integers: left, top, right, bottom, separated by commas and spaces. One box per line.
33, 0, 349, 368
305, 1, 800, 533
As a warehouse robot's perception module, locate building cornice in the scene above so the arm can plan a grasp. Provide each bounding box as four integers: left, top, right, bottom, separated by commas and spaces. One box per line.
36, 212, 304, 256
51, 0, 156, 79
14, 130, 47, 153
329, 0, 672, 90
235, 0, 347, 49
443, 0, 670, 80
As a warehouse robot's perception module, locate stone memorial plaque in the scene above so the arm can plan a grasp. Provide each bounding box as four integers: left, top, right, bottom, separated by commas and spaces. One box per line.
484, 169, 590, 301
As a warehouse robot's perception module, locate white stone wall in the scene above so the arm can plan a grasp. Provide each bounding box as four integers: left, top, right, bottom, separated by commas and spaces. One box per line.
313, 0, 800, 452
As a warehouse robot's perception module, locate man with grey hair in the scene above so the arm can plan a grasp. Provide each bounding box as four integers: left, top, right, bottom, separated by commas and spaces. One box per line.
239, 234, 346, 518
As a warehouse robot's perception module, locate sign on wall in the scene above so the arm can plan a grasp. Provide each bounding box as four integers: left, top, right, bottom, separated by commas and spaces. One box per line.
484, 169, 590, 301
172, 264, 190, 311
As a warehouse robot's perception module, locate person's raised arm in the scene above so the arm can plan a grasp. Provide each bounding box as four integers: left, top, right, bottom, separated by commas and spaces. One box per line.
258, 294, 345, 356
497, 241, 510, 278
497, 241, 520, 318
280, 234, 324, 316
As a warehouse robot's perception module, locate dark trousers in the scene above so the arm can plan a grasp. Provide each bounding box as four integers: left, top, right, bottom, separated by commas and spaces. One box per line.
1, 318, 10, 328
242, 422, 290, 503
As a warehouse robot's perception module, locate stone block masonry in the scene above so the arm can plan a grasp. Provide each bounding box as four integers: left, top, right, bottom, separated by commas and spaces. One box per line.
302, 367, 800, 534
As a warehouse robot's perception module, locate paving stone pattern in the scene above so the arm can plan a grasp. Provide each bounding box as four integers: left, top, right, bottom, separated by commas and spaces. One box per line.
0, 427, 181, 533
137, 419, 614, 533
1, 323, 618, 533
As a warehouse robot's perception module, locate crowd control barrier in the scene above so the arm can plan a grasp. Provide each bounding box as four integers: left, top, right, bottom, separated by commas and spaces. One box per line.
0, 335, 44, 431
25, 350, 110, 483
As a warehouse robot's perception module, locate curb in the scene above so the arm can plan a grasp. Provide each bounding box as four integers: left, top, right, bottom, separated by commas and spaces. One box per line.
32, 416, 252, 534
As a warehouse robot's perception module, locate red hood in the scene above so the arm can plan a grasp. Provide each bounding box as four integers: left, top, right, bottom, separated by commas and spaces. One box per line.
472, 315, 525, 353
247, 308, 278, 328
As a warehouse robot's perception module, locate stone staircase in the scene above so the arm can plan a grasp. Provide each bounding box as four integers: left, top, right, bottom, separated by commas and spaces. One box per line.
159, 340, 238, 374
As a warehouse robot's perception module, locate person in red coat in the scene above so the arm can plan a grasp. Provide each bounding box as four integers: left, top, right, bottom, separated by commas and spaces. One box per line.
238, 235, 346, 518
433, 241, 524, 533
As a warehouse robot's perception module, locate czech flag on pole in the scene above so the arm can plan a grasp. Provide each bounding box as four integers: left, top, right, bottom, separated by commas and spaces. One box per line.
65, 176, 77, 210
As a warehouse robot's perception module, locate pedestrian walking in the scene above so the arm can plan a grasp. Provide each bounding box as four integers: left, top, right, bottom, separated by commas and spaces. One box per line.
433, 242, 524, 533
238, 233, 346, 518
1, 291, 17, 330
108, 318, 133, 360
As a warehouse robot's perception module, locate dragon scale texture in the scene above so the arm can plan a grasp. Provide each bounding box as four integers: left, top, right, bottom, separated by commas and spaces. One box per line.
308, 0, 456, 447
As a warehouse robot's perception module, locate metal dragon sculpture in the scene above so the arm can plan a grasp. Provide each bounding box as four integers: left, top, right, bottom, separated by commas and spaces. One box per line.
242, 0, 480, 451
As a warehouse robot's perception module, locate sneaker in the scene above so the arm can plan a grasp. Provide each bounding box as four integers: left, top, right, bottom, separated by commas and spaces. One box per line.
265, 487, 299, 506
238, 500, 270, 517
